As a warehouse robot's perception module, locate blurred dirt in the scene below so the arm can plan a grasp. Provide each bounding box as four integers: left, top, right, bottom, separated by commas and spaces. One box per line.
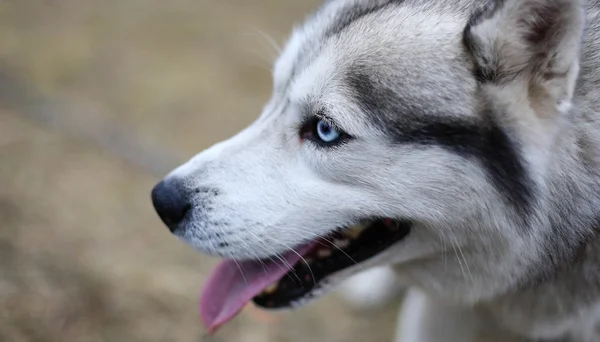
0, 1, 403, 341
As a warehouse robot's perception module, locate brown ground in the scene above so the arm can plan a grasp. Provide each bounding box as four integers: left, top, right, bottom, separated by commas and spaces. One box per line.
0, 2, 404, 341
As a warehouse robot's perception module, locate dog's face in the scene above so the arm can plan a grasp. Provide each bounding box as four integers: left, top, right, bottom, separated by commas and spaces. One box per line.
152, 0, 585, 313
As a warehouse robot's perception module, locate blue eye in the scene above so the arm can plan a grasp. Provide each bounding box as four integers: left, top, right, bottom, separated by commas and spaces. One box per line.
316, 120, 341, 143
299, 115, 350, 147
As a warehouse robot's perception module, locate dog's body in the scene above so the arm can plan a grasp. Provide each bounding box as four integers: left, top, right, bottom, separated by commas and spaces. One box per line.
151, 0, 600, 341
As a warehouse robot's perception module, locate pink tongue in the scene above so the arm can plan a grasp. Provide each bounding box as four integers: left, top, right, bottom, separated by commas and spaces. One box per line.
199, 244, 314, 334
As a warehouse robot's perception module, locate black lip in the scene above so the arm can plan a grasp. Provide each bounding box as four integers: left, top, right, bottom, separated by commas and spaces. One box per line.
252, 219, 411, 309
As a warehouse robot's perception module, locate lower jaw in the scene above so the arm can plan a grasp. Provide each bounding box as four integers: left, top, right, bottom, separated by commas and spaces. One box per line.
252, 218, 411, 309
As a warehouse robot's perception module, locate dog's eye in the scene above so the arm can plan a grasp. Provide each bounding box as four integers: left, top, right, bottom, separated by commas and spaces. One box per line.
316, 120, 340, 142
300, 117, 350, 147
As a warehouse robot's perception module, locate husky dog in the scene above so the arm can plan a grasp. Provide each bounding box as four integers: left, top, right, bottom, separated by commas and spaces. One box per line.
151, 0, 600, 340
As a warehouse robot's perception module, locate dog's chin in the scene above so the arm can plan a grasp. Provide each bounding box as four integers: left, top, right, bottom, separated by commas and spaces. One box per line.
251, 218, 411, 310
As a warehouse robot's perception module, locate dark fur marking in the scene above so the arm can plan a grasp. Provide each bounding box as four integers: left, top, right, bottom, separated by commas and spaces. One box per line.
462, 0, 507, 83
347, 70, 534, 217
285, 0, 405, 88
397, 118, 533, 217
323, 0, 405, 38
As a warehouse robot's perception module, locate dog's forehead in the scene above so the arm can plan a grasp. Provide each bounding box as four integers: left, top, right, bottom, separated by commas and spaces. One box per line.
280, 0, 479, 130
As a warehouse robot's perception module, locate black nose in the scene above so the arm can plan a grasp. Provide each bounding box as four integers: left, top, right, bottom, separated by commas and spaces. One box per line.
151, 179, 191, 231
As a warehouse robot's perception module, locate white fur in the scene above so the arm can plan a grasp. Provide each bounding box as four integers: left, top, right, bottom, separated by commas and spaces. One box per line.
396, 289, 481, 342
337, 266, 403, 310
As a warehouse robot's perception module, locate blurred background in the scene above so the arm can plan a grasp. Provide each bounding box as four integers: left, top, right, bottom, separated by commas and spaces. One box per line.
0, 1, 401, 341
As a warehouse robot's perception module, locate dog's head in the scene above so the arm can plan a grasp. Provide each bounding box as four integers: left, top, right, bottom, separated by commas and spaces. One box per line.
151, 0, 586, 327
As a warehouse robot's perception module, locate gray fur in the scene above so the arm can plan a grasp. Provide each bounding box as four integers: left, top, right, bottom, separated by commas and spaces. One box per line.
153, 0, 600, 341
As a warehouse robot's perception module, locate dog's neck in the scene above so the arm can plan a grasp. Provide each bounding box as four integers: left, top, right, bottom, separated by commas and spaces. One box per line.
534, 113, 600, 276
483, 104, 600, 338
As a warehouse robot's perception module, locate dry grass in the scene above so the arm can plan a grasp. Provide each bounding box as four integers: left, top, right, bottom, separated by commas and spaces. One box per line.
0, 1, 401, 341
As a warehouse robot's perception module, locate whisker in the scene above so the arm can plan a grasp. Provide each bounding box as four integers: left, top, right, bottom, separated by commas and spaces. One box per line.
449, 235, 467, 284
232, 259, 248, 286
239, 232, 289, 272
243, 28, 282, 54
237, 238, 271, 276
438, 230, 448, 272
283, 227, 359, 266
237, 223, 294, 275
262, 236, 306, 285
239, 29, 281, 67
448, 231, 474, 295
244, 230, 302, 284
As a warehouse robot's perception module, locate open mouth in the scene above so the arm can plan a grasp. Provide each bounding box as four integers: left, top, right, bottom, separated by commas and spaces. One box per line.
252, 218, 411, 308
200, 218, 411, 334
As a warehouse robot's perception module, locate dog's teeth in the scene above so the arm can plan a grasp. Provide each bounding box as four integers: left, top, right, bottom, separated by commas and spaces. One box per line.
317, 249, 332, 258
344, 224, 367, 239
263, 283, 278, 294
334, 238, 350, 249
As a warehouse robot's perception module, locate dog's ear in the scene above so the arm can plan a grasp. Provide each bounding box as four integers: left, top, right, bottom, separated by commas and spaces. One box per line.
464, 0, 586, 115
